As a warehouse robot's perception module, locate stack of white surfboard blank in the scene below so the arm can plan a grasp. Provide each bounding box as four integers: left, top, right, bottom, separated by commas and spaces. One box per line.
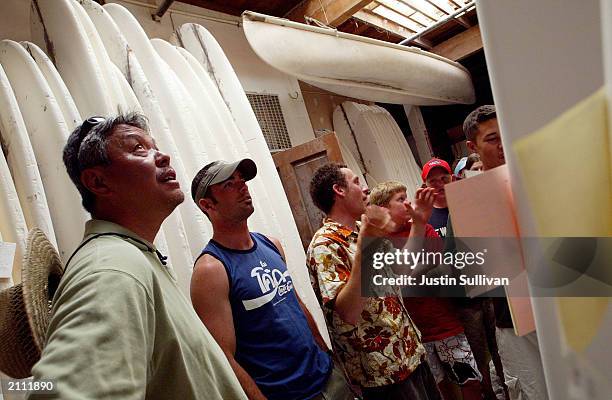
0, 0, 314, 320
333, 101, 423, 194
0, 40, 61, 285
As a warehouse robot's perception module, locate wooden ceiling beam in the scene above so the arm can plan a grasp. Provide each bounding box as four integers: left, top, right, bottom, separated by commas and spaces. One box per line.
373, 1, 427, 30
430, 24, 482, 60
423, 0, 453, 15
353, 10, 435, 48
353, 9, 413, 37
413, 37, 433, 49
453, 15, 472, 28
397, 0, 438, 22
285, 0, 375, 26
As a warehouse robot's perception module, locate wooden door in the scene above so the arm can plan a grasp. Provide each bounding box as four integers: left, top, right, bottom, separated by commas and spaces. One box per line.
273, 133, 344, 249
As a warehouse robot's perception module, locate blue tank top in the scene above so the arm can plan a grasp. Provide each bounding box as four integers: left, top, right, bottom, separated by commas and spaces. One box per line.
202, 233, 332, 400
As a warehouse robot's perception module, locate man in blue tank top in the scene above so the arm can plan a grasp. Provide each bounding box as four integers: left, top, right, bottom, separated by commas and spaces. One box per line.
190, 158, 353, 400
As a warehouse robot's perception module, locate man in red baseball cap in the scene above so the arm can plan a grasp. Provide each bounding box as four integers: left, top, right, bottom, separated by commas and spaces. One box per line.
423, 156, 506, 400
421, 158, 452, 238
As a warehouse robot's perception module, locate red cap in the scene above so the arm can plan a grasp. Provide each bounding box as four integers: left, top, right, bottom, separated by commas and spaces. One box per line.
421, 158, 451, 181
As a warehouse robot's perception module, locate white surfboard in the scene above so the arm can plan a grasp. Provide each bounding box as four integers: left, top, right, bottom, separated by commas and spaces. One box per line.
79, 1, 205, 287
104, 4, 209, 174
339, 140, 366, 181
0, 135, 28, 284
80, 0, 198, 291
0, 64, 57, 249
175, 44, 288, 240
176, 24, 308, 242
354, 104, 407, 185
104, 3, 218, 257
176, 46, 246, 148
0, 40, 87, 262
69, 0, 127, 113
334, 101, 422, 192
176, 46, 291, 205
335, 103, 387, 182
177, 24, 306, 256
151, 38, 273, 236
149, 39, 222, 155
366, 104, 421, 190
110, 62, 142, 114
177, 23, 329, 343
22, 41, 81, 131
332, 105, 366, 172
30, 0, 115, 118
175, 47, 292, 242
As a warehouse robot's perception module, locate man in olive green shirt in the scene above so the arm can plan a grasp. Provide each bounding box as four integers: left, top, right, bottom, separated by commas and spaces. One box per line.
30, 113, 247, 399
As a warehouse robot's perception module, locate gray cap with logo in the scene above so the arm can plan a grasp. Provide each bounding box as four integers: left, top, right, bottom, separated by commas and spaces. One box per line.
192, 158, 257, 202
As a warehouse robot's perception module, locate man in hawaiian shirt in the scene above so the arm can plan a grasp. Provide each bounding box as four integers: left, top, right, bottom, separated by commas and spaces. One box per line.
306, 163, 441, 400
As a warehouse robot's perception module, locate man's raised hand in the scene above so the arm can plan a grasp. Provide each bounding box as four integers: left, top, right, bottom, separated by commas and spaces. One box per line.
406, 187, 436, 225
361, 205, 397, 236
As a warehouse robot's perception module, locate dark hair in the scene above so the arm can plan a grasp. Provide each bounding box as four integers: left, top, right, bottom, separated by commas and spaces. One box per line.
63, 112, 149, 213
309, 163, 347, 214
463, 105, 497, 141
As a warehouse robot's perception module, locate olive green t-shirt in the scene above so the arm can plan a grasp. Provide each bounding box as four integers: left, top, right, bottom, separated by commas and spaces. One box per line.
30, 220, 247, 400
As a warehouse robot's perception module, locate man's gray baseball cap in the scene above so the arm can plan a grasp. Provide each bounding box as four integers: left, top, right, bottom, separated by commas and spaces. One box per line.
192, 158, 257, 202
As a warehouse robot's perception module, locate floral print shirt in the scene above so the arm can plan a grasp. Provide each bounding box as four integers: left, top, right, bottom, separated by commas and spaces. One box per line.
306, 219, 425, 388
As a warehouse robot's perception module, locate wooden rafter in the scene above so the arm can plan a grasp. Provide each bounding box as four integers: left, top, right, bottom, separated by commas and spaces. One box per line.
425, 0, 474, 28
374, 0, 430, 28
453, 13, 472, 28
412, 36, 433, 49
372, 3, 425, 31
353, 19, 373, 34
400, 0, 445, 21
458, 18, 471, 27
353, 9, 413, 37
285, 0, 374, 26
430, 24, 482, 60
353, 10, 432, 48
423, 0, 453, 15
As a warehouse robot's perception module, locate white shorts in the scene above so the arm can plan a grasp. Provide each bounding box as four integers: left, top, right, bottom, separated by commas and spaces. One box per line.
424, 332, 483, 385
